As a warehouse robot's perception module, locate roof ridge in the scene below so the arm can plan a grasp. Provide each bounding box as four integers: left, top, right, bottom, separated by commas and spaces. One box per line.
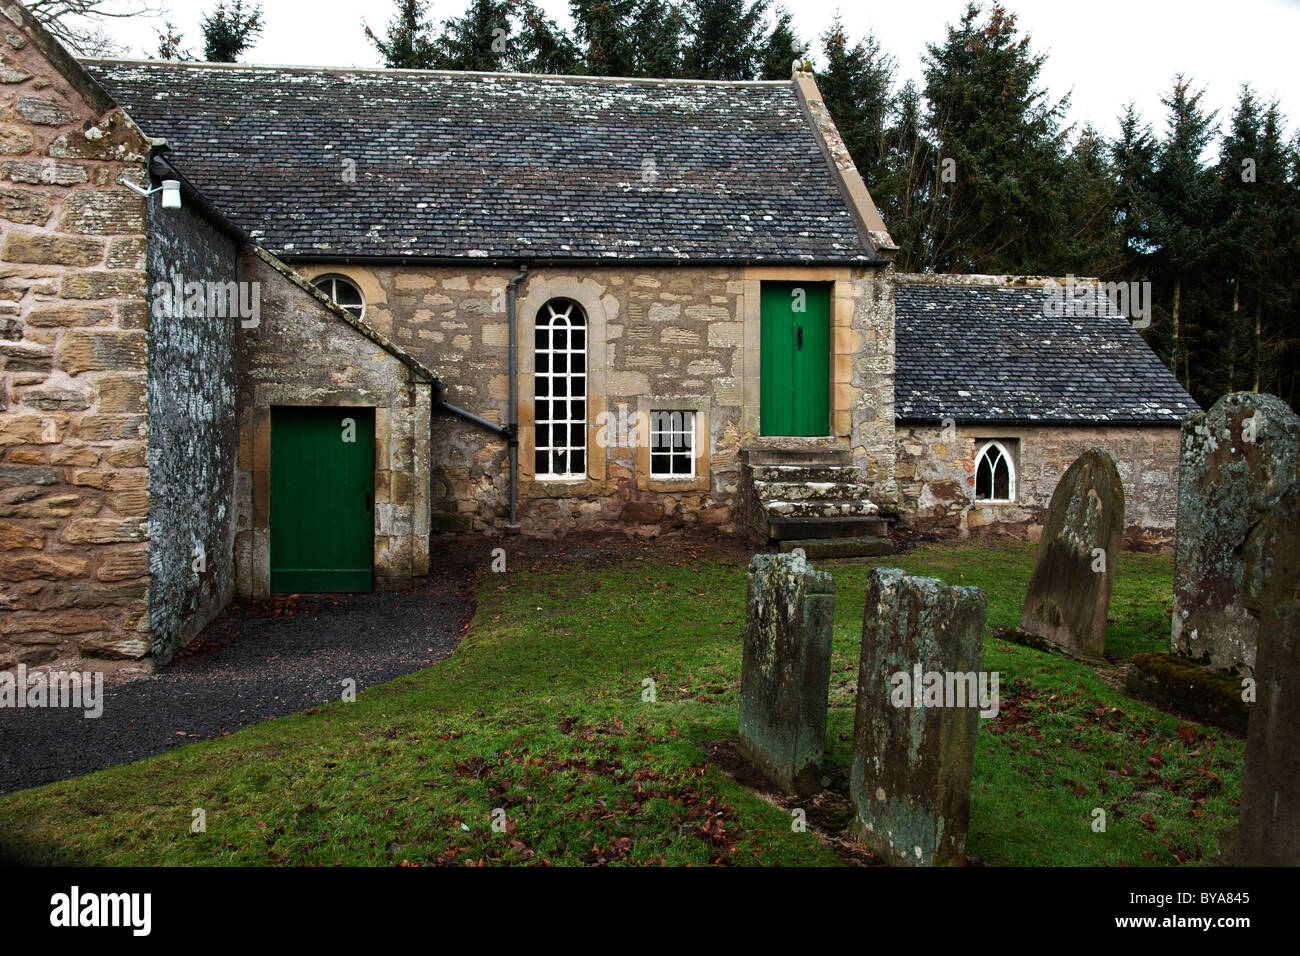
894, 273, 1104, 288
78, 58, 792, 87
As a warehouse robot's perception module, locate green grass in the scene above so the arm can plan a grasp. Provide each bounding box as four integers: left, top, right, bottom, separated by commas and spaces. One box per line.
0, 540, 1241, 866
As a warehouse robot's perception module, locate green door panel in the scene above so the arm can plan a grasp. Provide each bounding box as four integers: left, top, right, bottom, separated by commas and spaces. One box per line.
760, 281, 831, 436
270, 405, 375, 593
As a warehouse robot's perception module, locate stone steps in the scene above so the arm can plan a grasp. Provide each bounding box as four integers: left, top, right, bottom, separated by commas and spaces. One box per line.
741, 442, 888, 544
777, 536, 896, 558
745, 448, 852, 467
750, 464, 863, 484
752, 479, 872, 502
766, 515, 890, 540
764, 498, 878, 518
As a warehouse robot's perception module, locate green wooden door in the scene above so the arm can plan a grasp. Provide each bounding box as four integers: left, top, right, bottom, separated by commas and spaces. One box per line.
270, 406, 375, 593
760, 281, 831, 436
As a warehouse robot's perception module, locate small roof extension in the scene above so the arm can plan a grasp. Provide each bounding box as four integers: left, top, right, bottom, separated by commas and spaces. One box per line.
894, 276, 1200, 425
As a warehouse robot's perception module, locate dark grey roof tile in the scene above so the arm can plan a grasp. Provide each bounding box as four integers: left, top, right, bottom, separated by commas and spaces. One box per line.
83, 62, 869, 263
894, 283, 1200, 424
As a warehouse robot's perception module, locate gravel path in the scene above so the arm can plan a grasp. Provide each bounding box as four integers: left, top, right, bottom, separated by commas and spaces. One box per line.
0, 551, 479, 796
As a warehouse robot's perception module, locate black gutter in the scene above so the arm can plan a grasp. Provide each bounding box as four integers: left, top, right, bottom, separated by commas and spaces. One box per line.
149, 152, 250, 243
281, 254, 892, 269
505, 266, 529, 527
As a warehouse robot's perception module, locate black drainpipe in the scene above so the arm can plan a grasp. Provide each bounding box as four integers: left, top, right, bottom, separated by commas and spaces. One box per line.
506, 265, 529, 528
426, 265, 528, 532
431, 379, 510, 439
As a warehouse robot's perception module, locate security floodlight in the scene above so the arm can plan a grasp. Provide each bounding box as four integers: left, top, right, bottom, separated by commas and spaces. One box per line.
118, 177, 182, 209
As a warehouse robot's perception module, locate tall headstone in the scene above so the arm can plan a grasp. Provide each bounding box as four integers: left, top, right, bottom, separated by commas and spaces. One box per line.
1020, 449, 1125, 659
738, 552, 834, 797
1235, 481, 1300, 864
1173, 393, 1300, 674
850, 567, 988, 866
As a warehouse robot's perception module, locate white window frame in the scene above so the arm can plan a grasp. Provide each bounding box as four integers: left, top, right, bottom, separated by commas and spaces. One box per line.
649, 410, 696, 480
534, 298, 587, 480
973, 440, 1016, 502
311, 273, 366, 320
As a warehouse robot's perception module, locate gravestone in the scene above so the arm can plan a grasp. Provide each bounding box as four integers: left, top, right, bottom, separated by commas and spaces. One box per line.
1173, 393, 1300, 674
1020, 449, 1125, 659
737, 552, 834, 797
1235, 481, 1300, 864
850, 567, 988, 866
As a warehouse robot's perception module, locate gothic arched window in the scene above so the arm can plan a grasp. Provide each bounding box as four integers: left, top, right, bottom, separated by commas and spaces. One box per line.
974, 440, 1015, 502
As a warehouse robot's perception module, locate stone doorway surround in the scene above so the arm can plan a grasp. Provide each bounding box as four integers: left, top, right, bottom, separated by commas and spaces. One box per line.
740, 267, 859, 443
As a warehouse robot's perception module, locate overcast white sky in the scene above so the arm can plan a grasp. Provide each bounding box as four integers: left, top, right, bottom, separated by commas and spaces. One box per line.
84, 0, 1300, 142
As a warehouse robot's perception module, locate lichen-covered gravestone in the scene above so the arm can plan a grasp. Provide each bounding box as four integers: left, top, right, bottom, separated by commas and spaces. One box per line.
1020, 449, 1125, 659
737, 552, 834, 797
1173, 393, 1300, 674
850, 567, 988, 866
1235, 481, 1300, 864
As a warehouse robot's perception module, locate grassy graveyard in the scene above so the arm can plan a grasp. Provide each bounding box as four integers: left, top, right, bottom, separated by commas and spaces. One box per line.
0, 540, 1243, 866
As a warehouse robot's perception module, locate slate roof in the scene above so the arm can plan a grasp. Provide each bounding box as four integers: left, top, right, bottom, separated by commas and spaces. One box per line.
894, 283, 1200, 424
82, 61, 872, 263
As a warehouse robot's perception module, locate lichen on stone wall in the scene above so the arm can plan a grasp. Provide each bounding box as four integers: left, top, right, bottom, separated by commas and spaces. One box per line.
145, 200, 238, 665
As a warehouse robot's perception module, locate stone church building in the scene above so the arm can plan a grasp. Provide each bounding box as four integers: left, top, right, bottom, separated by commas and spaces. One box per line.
0, 1, 1196, 671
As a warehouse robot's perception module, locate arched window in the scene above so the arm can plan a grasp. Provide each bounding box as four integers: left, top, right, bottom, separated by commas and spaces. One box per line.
534, 298, 587, 478
311, 274, 365, 320
974, 440, 1015, 502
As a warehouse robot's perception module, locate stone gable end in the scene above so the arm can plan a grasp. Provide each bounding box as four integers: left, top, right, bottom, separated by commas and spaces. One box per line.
0, 2, 152, 669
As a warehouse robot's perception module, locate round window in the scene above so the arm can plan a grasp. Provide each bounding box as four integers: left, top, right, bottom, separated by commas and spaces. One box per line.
311, 273, 365, 320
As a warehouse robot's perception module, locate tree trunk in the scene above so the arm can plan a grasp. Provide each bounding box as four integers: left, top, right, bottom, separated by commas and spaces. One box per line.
1230, 279, 1239, 390
1171, 276, 1183, 387
1254, 281, 1263, 393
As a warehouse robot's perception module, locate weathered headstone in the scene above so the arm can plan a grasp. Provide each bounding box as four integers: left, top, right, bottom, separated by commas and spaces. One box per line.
1173, 393, 1300, 674
1234, 481, 1300, 865
737, 552, 834, 797
850, 567, 988, 866
1020, 448, 1125, 659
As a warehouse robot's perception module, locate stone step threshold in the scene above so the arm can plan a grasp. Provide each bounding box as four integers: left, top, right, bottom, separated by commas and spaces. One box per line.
775, 536, 896, 558
753, 482, 872, 501
749, 465, 864, 483
744, 449, 853, 467
765, 515, 889, 539
765, 500, 880, 518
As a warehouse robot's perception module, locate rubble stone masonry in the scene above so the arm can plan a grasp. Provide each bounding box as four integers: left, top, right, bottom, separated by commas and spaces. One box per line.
894, 423, 1181, 551
299, 262, 896, 538
0, 3, 152, 669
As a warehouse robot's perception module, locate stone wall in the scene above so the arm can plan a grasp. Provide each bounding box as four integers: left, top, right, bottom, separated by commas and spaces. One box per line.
894, 423, 1181, 550
297, 262, 895, 538
233, 248, 432, 597
0, 3, 153, 670
145, 198, 238, 665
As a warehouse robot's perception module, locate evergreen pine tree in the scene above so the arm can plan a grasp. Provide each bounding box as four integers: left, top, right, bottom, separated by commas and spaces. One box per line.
365, 0, 438, 69
201, 0, 263, 63
682, 0, 770, 80
921, 3, 1071, 273
758, 6, 808, 80
1149, 76, 1219, 395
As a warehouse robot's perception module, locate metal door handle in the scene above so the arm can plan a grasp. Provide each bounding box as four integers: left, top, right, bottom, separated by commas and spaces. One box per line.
364, 489, 372, 514
796, 326, 803, 351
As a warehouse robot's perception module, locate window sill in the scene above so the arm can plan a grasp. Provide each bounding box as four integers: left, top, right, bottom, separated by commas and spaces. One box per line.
643, 475, 709, 493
